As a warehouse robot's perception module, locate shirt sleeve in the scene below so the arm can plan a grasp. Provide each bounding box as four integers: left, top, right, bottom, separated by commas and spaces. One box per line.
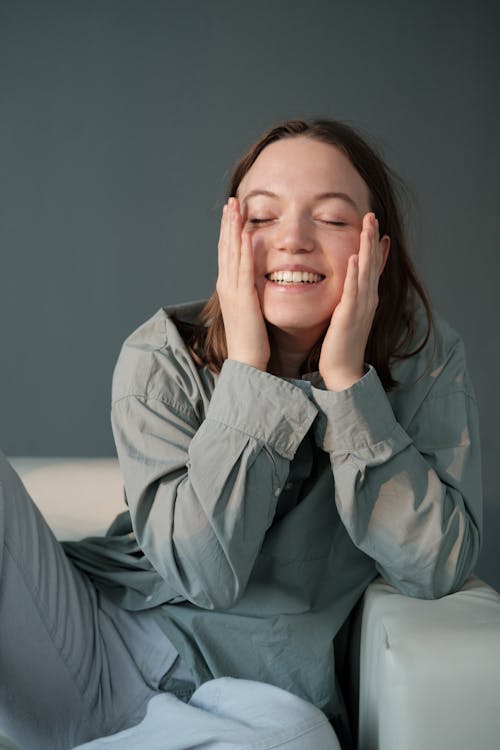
111, 358, 318, 610
310, 339, 482, 599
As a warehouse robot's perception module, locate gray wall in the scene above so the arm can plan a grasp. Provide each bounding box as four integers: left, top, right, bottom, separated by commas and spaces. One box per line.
1, 0, 499, 588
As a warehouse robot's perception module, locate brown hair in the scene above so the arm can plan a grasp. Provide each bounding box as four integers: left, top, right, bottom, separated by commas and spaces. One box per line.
174, 119, 433, 390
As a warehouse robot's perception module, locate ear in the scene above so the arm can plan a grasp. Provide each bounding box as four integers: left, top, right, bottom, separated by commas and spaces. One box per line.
379, 234, 391, 274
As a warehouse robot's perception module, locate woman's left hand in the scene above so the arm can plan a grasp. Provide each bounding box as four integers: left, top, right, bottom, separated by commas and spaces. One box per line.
318, 213, 388, 392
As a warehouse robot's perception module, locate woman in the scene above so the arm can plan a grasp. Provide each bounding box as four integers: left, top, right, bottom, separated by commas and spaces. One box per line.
0, 119, 482, 750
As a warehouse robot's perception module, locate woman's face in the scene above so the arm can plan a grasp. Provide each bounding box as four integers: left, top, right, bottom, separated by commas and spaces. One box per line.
236, 136, 379, 339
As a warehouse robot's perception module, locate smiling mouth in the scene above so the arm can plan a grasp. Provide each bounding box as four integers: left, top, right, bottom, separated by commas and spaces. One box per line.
266, 270, 325, 284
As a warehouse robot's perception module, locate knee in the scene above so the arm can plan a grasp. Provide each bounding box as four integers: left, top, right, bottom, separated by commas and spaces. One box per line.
190, 677, 341, 749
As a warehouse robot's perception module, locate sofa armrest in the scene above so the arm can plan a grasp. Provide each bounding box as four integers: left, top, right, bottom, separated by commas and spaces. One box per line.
356, 575, 500, 750
9, 457, 126, 541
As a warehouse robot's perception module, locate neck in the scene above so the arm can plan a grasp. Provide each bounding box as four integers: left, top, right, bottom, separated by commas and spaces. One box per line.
266, 324, 325, 379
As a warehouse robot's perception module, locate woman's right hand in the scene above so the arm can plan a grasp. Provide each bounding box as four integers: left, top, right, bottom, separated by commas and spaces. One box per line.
216, 197, 271, 371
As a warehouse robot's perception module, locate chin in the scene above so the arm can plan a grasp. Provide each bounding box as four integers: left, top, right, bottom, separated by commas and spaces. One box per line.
259, 285, 338, 331
263, 308, 333, 335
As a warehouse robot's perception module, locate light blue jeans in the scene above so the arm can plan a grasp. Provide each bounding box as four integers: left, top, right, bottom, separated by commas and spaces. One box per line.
0, 452, 339, 750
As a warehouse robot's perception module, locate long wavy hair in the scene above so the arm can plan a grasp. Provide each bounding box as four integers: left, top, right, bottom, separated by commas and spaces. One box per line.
174, 119, 433, 390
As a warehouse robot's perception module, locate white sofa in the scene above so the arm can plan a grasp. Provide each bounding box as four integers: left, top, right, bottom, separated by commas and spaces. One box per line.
6, 457, 500, 750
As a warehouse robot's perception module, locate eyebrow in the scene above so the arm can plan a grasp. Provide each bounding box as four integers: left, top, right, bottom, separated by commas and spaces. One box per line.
241, 189, 359, 210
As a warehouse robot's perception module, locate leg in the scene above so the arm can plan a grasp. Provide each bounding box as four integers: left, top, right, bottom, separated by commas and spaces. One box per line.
0, 452, 174, 750
72, 678, 341, 749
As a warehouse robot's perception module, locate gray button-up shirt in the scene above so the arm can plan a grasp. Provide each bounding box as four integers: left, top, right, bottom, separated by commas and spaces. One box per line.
64, 299, 482, 722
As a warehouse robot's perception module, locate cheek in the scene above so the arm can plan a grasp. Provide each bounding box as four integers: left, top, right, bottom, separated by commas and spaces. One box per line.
324, 235, 359, 275
250, 235, 267, 272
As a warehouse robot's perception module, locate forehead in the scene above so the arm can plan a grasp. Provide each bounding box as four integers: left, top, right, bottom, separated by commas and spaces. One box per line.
237, 136, 371, 209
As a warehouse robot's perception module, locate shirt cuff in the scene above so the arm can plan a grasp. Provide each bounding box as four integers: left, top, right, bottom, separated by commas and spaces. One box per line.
310, 365, 403, 454
206, 359, 318, 460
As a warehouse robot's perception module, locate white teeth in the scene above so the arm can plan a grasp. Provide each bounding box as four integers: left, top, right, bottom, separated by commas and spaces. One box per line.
267, 271, 324, 284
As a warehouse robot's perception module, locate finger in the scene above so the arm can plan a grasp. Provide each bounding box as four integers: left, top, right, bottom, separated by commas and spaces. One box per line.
357, 213, 375, 292
219, 198, 241, 284
366, 216, 384, 313
371, 216, 384, 277
217, 202, 230, 278
239, 229, 255, 287
340, 254, 359, 315
227, 197, 243, 282
375, 220, 388, 277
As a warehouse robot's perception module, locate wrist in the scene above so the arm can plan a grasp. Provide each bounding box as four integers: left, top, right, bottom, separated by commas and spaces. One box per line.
226, 354, 269, 372
322, 368, 365, 392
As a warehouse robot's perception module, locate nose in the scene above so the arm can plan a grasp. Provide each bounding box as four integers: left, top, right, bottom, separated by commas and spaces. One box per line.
271, 214, 315, 254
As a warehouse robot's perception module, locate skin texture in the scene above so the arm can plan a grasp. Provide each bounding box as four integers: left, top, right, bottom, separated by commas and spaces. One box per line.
216, 137, 390, 391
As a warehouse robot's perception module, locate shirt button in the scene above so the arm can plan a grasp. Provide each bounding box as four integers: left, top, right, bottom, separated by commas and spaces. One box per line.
274, 488, 281, 497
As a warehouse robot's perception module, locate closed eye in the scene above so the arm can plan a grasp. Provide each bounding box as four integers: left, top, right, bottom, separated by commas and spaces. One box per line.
247, 217, 347, 226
